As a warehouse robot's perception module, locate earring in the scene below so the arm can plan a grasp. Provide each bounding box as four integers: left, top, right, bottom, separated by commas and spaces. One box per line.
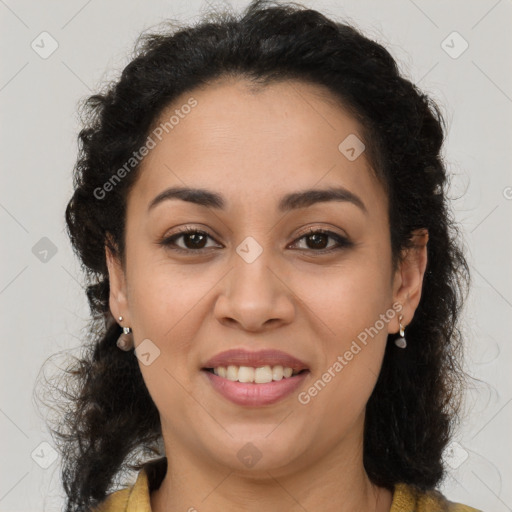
117, 316, 134, 351
395, 315, 407, 349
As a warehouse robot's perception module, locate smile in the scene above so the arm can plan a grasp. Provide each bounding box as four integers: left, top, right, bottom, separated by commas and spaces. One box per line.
202, 367, 310, 406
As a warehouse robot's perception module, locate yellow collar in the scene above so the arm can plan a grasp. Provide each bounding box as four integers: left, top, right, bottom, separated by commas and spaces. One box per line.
94, 458, 480, 512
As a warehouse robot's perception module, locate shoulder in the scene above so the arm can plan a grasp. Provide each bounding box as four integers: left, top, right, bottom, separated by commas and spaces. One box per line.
392, 482, 483, 512
89, 457, 166, 512
89, 469, 148, 512
91, 488, 131, 512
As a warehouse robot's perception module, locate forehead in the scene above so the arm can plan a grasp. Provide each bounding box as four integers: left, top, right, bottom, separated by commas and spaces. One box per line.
127, 78, 387, 218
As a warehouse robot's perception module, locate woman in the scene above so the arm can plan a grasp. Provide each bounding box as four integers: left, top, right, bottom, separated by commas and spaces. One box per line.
51, 0, 481, 510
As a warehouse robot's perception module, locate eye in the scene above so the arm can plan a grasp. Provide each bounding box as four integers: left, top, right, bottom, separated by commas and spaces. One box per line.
159, 227, 219, 253
289, 228, 353, 254
158, 226, 353, 255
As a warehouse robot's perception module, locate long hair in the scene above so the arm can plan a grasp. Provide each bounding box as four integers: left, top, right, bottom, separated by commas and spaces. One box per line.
36, 1, 471, 510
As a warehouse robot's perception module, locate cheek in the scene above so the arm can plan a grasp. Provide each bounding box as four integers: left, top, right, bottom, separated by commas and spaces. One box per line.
127, 259, 218, 373
128, 249, 202, 324
291, 252, 392, 333
127, 264, 205, 415
291, 251, 391, 396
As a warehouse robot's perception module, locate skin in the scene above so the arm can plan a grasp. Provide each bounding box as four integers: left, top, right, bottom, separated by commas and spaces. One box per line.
106, 77, 428, 512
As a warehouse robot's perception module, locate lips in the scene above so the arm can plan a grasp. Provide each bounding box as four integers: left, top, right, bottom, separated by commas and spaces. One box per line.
201, 348, 309, 372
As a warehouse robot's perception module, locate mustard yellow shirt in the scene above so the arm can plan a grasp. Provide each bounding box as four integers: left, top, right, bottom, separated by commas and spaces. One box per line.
92, 458, 482, 512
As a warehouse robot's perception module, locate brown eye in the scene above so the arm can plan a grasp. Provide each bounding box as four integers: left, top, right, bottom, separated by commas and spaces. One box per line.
178, 231, 208, 249
160, 228, 219, 253
304, 232, 329, 250
290, 229, 353, 253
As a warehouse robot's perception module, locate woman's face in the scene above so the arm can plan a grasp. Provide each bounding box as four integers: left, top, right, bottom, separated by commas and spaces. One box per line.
107, 78, 427, 475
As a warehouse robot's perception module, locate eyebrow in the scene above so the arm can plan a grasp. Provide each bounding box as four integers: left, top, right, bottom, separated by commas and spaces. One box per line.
147, 185, 368, 215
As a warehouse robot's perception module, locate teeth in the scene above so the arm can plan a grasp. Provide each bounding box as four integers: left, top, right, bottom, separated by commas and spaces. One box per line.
238, 366, 254, 383
272, 365, 283, 381
212, 365, 301, 383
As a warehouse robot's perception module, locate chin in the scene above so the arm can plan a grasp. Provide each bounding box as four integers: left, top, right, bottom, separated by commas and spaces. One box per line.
202, 431, 306, 475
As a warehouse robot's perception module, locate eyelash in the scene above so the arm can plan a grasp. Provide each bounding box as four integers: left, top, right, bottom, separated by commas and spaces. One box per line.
158, 226, 353, 255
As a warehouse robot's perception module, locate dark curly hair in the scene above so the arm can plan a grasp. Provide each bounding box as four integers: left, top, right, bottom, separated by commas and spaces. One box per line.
36, 1, 472, 510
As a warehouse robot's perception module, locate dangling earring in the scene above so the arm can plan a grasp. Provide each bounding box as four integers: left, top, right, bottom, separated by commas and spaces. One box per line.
395, 314, 407, 349
117, 316, 134, 351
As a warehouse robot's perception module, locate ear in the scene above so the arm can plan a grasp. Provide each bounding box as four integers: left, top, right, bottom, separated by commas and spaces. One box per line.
389, 228, 429, 334
105, 235, 130, 324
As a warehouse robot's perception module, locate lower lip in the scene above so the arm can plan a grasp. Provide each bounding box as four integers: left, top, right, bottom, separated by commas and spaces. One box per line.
202, 369, 309, 406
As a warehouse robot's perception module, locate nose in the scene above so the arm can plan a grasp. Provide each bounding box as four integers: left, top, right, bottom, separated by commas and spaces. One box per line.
213, 244, 295, 332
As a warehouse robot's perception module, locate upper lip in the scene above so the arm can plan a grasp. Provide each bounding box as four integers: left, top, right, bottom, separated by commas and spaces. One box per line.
202, 349, 309, 372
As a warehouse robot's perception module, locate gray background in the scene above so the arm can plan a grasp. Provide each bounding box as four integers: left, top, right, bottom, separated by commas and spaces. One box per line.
1, 0, 511, 510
